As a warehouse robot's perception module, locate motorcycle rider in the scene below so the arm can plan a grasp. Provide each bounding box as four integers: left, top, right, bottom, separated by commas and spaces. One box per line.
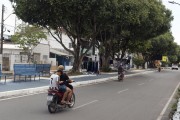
57, 65, 74, 104
49, 70, 72, 104
118, 63, 125, 79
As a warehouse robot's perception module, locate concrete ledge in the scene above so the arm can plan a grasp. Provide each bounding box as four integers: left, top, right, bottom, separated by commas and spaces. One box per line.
0, 71, 153, 99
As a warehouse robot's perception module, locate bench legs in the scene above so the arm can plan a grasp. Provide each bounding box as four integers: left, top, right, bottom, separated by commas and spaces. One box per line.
14, 75, 15, 82
4, 76, 6, 84
0, 76, 6, 84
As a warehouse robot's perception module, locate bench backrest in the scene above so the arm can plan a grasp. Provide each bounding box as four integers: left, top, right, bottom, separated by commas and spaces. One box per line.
43, 64, 51, 72
36, 64, 44, 73
14, 64, 36, 75
13, 64, 51, 75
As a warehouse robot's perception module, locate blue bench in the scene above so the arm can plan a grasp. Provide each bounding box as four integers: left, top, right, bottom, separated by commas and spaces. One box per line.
36, 64, 44, 76
13, 64, 51, 82
42, 64, 51, 76
14, 64, 40, 82
0, 64, 7, 84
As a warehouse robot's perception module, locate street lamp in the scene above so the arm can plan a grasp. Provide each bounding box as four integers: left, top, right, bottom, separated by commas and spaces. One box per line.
168, 1, 180, 6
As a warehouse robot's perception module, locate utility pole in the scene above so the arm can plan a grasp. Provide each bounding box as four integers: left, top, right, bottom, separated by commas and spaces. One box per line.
0, 4, 5, 55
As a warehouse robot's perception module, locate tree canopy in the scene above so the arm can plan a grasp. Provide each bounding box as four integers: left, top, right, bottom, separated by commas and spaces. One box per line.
10, 0, 174, 71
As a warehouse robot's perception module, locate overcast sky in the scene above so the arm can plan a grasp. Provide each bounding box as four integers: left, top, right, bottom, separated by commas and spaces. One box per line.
0, 0, 180, 44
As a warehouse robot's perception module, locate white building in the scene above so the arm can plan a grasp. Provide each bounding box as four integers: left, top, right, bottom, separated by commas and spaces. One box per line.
0, 31, 100, 71
0, 33, 73, 71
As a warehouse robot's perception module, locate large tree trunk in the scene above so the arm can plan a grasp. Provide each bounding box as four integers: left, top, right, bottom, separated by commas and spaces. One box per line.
71, 55, 82, 73
101, 45, 111, 72
101, 56, 111, 71
71, 37, 83, 73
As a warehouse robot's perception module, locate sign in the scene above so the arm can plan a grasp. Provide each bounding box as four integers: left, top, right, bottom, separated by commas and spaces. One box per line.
162, 56, 168, 62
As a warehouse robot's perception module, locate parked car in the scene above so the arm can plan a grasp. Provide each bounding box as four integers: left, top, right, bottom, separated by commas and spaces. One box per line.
172, 64, 179, 70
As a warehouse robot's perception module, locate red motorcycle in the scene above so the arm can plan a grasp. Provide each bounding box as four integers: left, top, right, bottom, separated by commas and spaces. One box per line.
47, 89, 75, 113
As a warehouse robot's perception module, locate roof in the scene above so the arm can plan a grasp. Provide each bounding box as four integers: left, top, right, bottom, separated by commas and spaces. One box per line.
50, 48, 73, 56
3, 44, 22, 50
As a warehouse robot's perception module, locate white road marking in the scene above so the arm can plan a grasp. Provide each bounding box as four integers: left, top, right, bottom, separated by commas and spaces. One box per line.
157, 81, 180, 120
138, 83, 145, 85
73, 100, 98, 110
118, 89, 129, 94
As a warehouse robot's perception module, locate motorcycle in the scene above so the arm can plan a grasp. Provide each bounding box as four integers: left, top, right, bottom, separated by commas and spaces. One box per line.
118, 71, 125, 81
158, 67, 161, 72
47, 89, 75, 113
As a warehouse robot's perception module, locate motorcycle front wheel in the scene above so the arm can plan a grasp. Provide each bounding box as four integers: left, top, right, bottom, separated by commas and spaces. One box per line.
48, 102, 57, 113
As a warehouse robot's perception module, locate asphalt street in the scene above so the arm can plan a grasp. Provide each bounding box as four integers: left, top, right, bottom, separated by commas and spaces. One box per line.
0, 69, 179, 120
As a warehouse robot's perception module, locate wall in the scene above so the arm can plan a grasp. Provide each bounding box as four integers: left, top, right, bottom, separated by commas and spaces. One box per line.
41, 33, 72, 50
33, 43, 50, 64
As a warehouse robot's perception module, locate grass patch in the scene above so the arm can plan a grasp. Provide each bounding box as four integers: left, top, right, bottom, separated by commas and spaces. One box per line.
169, 88, 180, 119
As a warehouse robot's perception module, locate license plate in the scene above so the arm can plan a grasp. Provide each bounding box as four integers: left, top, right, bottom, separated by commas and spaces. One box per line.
47, 96, 53, 101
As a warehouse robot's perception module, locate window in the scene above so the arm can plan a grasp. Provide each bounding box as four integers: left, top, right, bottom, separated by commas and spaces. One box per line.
69, 43, 72, 48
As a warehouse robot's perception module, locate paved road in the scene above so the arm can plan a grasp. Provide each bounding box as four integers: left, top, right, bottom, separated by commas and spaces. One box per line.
0, 69, 179, 120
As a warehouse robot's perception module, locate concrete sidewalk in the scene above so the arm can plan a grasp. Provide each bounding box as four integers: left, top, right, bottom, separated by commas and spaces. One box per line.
0, 69, 154, 99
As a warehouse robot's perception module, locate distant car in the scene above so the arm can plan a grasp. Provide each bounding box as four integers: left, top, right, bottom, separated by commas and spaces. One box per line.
172, 64, 179, 70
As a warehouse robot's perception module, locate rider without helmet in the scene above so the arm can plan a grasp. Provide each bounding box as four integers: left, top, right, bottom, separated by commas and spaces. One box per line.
58, 65, 64, 71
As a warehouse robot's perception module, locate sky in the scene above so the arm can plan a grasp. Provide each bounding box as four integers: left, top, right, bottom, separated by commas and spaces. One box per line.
0, 0, 180, 44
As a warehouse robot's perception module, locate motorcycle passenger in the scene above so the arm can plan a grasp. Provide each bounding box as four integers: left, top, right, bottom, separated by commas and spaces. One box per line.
49, 72, 59, 90
49, 70, 72, 104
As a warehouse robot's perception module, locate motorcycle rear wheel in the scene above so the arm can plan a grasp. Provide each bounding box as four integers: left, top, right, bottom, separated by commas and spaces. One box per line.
118, 75, 124, 82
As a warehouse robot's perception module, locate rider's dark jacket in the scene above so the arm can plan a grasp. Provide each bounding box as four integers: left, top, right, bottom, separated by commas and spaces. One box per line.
60, 73, 73, 90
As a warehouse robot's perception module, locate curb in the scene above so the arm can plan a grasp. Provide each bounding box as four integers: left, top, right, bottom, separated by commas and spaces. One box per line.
0, 71, 153, 99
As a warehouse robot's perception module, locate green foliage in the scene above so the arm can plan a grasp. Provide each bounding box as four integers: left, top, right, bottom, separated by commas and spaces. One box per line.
169, 88, 180, 119
10, 0, 116, 72
101, 66, 112, 72
135, 32, 180, 66
10, 0, 173, 72
169, 55, 178, 63
132, 55, 145, 68
11, 24, 47, 62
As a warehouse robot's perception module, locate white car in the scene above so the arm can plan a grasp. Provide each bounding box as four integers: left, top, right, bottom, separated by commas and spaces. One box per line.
172, 64, 179, 70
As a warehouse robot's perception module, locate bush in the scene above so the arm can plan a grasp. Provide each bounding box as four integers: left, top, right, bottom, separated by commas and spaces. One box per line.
101, 67, 112, 72
132, 56, 145, 69
169, 88, 180, 119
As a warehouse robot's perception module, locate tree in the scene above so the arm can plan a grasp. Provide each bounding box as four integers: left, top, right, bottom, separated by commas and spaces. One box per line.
132, 54, 145, 69
97, 0, 173, 70
11, 24, 47, 63
134, 32, 179, 67
10, 0, 173, 72
10, 0, 114, 73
